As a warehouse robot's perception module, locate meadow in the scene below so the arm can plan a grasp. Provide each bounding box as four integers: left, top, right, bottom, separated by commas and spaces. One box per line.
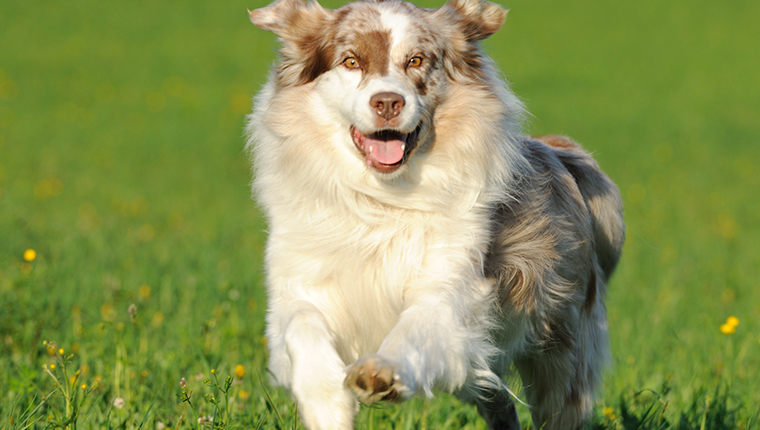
1, 0, 758, 428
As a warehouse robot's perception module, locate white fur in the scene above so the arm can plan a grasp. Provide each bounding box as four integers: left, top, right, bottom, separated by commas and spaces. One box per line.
249, 81, 524, 429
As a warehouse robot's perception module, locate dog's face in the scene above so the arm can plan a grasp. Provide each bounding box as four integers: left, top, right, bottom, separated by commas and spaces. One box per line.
250, 0, 506, 175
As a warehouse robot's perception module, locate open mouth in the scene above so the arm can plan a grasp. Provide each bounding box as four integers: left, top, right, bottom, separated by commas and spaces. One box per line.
351, 126, 420, 174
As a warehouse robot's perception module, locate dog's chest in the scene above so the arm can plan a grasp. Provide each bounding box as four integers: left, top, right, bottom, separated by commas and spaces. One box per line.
269, 205, 489, 356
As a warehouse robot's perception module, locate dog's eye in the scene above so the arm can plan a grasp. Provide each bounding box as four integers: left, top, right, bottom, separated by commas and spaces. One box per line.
343, 57, 361, 69
407, 56, 423, 68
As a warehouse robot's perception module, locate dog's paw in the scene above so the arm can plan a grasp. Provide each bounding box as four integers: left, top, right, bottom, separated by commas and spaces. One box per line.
345, 355, 407, 405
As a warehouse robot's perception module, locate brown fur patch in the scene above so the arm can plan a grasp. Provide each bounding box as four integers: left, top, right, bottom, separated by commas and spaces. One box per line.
353, 30, 392, 76
295, 32, 336, 84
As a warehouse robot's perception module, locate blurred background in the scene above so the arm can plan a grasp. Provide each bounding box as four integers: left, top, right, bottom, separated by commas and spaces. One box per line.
1, 0, 758, 427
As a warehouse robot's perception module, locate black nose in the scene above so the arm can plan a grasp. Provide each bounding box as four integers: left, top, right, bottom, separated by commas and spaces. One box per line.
370, 92, 405, 120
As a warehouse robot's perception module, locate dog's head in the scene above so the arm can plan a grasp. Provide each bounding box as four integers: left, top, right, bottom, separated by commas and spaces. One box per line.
250, 0, 507, 176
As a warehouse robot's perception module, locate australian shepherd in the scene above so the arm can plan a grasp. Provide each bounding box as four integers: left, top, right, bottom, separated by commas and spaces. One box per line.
245, 0, 625, 428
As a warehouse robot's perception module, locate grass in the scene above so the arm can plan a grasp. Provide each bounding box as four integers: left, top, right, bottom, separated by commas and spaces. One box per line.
1, 0, 758, 428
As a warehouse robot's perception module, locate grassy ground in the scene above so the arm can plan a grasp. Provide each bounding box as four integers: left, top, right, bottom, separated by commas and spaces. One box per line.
1, 0, 758, 428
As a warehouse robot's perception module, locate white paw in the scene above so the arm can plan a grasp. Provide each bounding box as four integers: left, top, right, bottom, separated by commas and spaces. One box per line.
344, 355, 408, 405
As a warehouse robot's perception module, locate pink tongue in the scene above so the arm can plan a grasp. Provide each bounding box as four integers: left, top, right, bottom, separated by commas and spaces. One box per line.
366, 137, 405, 165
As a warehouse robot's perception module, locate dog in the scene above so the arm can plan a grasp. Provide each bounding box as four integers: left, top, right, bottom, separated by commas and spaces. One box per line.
245, 0, 625, 428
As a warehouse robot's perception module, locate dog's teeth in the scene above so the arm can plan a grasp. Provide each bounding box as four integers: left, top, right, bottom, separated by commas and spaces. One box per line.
401, 144, 406, 152
368, 146, 373, 153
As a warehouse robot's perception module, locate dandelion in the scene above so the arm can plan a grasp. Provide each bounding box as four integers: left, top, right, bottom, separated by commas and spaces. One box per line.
603, 406, 616, 420
720, 316, 739, 335
23, 249, 36, 262
113, 397, 125, 409
235, 364, 245, 379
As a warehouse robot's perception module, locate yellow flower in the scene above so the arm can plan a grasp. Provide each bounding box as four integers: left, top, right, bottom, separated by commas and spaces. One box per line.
23, 249, 36, 262
50, 364, 56, 370
603, 406, 616, 420
235, 364, 245, 379
210, 369, 215, 375
138, 284, 151, 299
720, 316, 739, 334
81, 384, 87, 390
238, 389, 250, 400
59, 348, 64, 355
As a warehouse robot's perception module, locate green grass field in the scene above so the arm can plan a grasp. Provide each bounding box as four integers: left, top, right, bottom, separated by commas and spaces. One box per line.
1, 0, 758, 428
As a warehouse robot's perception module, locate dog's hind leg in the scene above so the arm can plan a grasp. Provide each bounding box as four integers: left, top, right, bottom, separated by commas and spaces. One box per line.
459, 388, 521, 430
515, 299, 608, 430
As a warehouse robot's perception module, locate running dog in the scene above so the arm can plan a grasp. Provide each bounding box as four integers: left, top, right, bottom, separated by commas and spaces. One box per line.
245, 0, 625, 428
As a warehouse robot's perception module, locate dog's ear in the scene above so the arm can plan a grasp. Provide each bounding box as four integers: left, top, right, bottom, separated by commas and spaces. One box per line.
249, 0, 332, 40
249, 0, 336, 86
436, 0, 507, 42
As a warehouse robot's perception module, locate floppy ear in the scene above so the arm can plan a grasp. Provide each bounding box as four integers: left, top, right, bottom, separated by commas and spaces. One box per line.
249, 0, 336, 86
249, 0, 332, 40
437, 0, 507, 41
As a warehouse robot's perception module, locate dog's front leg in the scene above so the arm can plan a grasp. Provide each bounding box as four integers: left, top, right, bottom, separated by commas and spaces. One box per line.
345, 276, 495, 404
269, 301, 358, 430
